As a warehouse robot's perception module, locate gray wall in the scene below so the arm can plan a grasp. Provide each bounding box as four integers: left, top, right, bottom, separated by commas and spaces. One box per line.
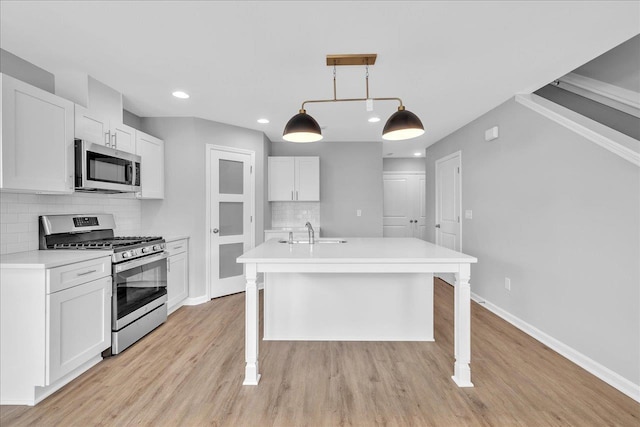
425, 97, 639, 386
383, 157, 426, 172
270, 142, 383, 237
123, 109, 143, 130
573, 34, 640, 92
0, 48, 54, 93
139, 117, 269, 301
535, 85, 640, 140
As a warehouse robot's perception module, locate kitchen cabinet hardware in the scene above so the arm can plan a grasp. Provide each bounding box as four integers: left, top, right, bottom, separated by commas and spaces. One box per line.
435, 224, 441, 228
77, 269, 98, 277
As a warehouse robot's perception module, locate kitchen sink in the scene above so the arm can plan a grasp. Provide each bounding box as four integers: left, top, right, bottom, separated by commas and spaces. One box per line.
278, 239, 347, 244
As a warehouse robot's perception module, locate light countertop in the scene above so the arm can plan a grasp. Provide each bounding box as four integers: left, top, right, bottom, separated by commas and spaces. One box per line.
0, 250, 113, 269
237, 237, 478, 264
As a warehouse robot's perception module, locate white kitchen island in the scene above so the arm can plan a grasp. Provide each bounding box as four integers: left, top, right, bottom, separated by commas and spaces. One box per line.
236, 237, 478, 388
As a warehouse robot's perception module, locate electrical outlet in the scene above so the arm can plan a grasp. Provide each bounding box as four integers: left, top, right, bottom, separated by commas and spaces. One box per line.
505, 277, 511, 291
356, 209, 362, 217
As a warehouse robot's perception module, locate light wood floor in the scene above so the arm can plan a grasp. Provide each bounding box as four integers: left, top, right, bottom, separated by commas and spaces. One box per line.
1, 279, 638, 426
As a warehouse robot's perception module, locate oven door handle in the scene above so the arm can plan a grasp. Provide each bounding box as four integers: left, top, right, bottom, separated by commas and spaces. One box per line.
114, 252, 169, 273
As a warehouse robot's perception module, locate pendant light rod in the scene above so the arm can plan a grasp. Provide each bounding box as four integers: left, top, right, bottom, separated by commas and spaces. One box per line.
300, 96, 403, 111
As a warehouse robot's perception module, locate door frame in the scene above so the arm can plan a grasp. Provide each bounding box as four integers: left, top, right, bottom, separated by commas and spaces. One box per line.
205, 144, 256, 300
434, 151, 462, 252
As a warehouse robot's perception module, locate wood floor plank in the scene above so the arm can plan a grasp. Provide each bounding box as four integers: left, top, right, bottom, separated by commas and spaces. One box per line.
1, 279, 638, 426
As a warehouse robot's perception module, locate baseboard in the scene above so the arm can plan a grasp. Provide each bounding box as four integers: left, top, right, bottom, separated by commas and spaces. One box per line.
470, 291, 640, 402
182, 295, 209, 306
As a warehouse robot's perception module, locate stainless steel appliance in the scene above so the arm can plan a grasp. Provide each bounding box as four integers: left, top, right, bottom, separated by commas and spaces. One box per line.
75, 139, 141, 193
39, 214, 167, 355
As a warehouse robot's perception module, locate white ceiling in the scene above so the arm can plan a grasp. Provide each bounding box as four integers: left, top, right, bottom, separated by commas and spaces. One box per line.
1, 1, 638, 157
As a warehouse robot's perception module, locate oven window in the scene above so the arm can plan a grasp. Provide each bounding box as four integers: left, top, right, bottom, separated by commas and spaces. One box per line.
114, 257, 167, 320
87, 151, 132, 185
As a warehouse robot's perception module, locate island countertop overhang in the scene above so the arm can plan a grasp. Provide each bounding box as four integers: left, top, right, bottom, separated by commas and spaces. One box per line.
237, 237, 478, 264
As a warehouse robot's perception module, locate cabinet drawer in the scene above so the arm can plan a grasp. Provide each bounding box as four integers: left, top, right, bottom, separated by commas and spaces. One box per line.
46, 256, 111, 294
165, 239, 188, 256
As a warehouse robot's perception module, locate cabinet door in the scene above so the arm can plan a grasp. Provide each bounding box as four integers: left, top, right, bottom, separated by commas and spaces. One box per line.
268, 157, 295, 201
1, 74, 74, 193
75, 105, 110, 146
167, 251, 188, 313
47, 276, 111, 385
135, 131, 165, 199
111, 122, 136, 153
295, 157, 319, 201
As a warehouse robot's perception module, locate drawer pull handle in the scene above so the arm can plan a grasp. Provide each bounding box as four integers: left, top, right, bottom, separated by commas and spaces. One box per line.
173, 246, 183, 250
77, 269, 97, 277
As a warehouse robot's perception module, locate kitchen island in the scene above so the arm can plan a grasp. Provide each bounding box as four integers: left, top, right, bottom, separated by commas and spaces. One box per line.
237, 237, 478, 388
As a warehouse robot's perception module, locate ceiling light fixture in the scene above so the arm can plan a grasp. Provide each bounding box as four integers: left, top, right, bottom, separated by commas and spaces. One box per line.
172, 90, 190, 99
283, 54, 425, 143
368, 116, 381, 123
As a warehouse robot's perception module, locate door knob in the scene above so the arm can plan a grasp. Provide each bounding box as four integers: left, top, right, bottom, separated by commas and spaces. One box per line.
212, 228, 219, 234
435, 224, 441, 228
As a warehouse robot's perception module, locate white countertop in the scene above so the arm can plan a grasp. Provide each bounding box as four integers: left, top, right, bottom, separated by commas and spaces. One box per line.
237, 238, 478, 264
0, 250, 113, 269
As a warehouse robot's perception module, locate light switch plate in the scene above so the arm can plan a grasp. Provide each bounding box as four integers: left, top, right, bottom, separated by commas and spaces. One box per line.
356, 209, 362, 217
465, 210, 473, 219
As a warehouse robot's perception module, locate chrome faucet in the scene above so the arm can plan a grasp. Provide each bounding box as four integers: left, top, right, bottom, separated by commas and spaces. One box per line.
305, 222, 315, 244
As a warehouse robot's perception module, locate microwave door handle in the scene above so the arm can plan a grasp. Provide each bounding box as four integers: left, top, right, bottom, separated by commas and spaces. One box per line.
126, 163, 133, 183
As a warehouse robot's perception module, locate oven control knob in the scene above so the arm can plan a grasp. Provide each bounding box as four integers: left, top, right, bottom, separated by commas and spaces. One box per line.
142, 247, 150, 254
122, 251, 131, 259
153, 245, 160, 251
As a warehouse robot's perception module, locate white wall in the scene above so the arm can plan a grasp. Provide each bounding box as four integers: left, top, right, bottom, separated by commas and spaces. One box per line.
139, 117, 269, 301
425, 97, 639, 388
270, 141, 383, 237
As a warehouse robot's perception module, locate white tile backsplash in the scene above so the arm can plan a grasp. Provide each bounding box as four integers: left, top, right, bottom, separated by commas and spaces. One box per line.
271, 202, 320, 229
0, 192, 141, 255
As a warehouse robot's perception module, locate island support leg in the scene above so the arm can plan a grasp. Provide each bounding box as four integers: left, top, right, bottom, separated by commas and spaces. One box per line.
452, 263, 474, 387
243, 263, 261, 385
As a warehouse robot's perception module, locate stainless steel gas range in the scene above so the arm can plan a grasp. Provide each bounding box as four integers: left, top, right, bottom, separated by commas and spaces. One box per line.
39, 214, 168, 355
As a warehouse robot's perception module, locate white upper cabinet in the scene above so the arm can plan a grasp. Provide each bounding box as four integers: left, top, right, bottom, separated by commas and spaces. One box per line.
74, 105, 137, 153
268, 156, 320, 201
136, 131, 165, 199
0, 73, 75, 194
268, 157, 295, 201
295, 156, 320, 201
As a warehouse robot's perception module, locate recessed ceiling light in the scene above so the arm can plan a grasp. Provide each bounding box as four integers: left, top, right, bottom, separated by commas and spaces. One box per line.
172, 91, 190, 99
257, 118, 270, 124
368, 116, 381, 123
414, 152, 422, 156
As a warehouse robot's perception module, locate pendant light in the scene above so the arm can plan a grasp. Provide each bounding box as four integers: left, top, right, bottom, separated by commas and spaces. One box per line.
282, 109, 323, 142
283, 54, 424, 143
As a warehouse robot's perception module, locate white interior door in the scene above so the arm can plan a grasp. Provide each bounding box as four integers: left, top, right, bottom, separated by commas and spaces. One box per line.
383, 173, 426, 239
435, 152, 461, 251
208, 146, 254, 299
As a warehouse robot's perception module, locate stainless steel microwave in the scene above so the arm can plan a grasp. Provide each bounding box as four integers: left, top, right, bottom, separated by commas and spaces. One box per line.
75, 139, 141, 193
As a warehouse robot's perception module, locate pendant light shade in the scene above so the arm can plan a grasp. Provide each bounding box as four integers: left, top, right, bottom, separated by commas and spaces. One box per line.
283, 109, 323, 143
382, 106, 425, 141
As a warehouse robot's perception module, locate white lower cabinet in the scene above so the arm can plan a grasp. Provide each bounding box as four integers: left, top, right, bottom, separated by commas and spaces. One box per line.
47, 276, 111, 384
0, 255, 112, 406
166, 238, 189, 313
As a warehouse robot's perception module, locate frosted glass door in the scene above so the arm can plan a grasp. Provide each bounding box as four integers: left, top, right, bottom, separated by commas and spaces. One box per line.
210, 150, 253, 298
